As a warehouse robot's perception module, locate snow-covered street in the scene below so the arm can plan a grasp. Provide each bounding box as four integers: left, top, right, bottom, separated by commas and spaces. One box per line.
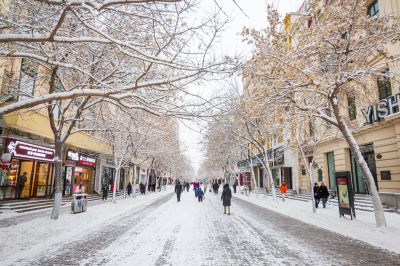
2, 189, 399, 266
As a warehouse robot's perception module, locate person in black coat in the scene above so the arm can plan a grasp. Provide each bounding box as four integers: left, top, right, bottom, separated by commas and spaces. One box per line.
198, 188, 204, 202
127, 182, 133, 196
221, 183, 232, 215
101, 182, 108, 200
175, 180, 183, 202
185, 182, 190, 192
213, 182, 219, 194
318, 182, 329, 208
233, 182, 237, 194
139, 182, 145, 195
313, 182, 321, 208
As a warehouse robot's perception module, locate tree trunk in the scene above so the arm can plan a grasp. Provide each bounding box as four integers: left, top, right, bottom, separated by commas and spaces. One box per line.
337, 116, 386, 227
309, 162, 316, 213
132, 164, 137, 198
123, 168, 127, 199
113, 167, 120, 203
249, 160, 258, 197
51, 140, 64, 219
145, 169, 150, 193
262, 153, 277, 201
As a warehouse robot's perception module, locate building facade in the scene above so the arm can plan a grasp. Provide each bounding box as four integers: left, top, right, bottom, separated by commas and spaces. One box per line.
284, 0, 400, 196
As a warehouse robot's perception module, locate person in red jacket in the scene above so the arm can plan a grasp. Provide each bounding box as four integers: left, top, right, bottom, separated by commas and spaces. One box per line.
280, 182, 287, 201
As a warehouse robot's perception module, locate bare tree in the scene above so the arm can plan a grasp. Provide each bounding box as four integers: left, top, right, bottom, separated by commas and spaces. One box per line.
243, 0, 400, 227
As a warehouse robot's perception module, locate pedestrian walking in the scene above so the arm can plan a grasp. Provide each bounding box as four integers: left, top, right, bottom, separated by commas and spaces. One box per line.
213, 182, 219, 194
198, 188, 204, 202
17, 172, 27, 198
233, 182, 237, 194
175, 180, 183, 202
280, 182, 287, 201
195, 184, 199, 198
101, 182, 108, 200
221, 183, 232, 215
313, 182, 321, 208
139, 182, 145, 195
185, 182, 190, 192
318, 182, 329, 208
127, 182, 132, 196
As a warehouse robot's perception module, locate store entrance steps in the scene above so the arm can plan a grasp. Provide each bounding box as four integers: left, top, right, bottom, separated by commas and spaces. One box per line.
0, 190, 139, 214
263, 189, 395, 213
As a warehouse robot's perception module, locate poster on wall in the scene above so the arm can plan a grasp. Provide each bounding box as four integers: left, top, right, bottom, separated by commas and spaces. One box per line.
337, 178, 350, 209
65, 167, 73, 195
335, 171, 356, 219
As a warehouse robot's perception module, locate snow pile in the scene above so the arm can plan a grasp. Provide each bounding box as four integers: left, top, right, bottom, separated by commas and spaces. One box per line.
236, 193, 400, 254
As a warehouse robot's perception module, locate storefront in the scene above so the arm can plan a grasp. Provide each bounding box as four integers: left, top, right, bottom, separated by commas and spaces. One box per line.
237, 160, 251, 188
0, 138, 54, 200
63, 150, 97, 195
98, 156, 116, 192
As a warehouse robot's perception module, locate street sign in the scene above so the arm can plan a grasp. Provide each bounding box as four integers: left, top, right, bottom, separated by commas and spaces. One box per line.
335, 171, 356, 219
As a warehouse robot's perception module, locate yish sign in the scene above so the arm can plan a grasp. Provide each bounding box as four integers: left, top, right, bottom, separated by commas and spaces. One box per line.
362, 93, 400, 124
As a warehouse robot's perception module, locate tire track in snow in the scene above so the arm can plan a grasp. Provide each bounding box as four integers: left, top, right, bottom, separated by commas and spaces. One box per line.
19, 193, 174, 266
154, 224, 181, 266
232, 196, 400, 266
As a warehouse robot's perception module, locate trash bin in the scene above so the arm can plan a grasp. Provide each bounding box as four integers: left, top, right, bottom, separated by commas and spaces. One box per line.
71, 193, 88, 213
81, 194, 87, 212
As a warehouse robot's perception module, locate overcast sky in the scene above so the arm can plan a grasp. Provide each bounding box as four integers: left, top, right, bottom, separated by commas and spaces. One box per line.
179, 0, 304, 176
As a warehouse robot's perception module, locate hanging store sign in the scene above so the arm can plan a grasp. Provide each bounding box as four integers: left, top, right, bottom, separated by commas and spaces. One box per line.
66, 150, 96, 167
362, 93, 400, 125
66, 150, 79, 161
5, 138, 54, 162
78, 154, 96, 167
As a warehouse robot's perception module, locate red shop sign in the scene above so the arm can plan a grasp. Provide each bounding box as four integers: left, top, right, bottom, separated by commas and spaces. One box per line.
78, 154, 96, 168
5, 138, 54, 162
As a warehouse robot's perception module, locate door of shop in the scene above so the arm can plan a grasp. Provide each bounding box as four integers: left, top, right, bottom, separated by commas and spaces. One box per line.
17, 161, 53, 198
18, 161, 34, 198
327, 152, 336, 190
33, 162, 53, 197
259, 168, 264, 187
350, 145, 378, 194
281, 167, 292, 189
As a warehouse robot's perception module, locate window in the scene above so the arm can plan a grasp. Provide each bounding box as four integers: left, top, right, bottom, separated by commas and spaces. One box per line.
309, 118, 315, 137
377, 69, 392, 100
368, 0, 379, 17
18, 59, 37, 102
324, 109, 332, 129
347, 93, 356, 120
1, 69, 17, 102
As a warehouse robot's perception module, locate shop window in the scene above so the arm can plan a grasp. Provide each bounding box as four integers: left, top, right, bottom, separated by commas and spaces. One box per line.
377, 69, 392, 100
347, 93, 356, 120
368, 0, 379, 17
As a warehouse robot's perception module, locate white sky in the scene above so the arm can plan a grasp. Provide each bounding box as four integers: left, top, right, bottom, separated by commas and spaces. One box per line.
179, 0, 304, 176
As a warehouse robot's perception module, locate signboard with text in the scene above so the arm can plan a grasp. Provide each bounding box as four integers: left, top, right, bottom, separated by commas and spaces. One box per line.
66, 150, 96, 168
5, 138, 54, 162
78, 154, 96, 167
362, 93, 400, 124
336, 171, 356, 219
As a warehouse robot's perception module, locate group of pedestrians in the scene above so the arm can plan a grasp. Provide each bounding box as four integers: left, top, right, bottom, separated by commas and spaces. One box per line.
313, 182, 329, 208
174, 180, 233, 215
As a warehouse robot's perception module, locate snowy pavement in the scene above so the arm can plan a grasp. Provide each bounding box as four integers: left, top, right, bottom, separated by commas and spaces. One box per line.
237, 192, 400, 254
1, 189, 400, 266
